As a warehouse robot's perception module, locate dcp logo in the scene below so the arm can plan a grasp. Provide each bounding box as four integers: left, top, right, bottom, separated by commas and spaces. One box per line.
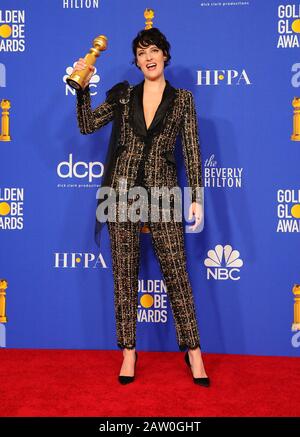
57, 153, 104, 182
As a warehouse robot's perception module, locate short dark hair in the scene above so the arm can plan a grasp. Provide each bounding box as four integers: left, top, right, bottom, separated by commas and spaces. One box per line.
131, 27, 171, 69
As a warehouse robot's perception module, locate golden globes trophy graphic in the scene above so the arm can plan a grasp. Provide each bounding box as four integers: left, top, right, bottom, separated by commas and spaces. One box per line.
292, 284, 300, 331
0, 279, 8, 348
291, 97, 300, 141
66, 35, 108, 91
140, 8, 155, 234
144, 7, 154, 29
0, 99, 11, 142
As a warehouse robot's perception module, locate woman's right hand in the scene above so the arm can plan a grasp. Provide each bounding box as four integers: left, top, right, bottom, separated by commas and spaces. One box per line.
72, 58, 95, 90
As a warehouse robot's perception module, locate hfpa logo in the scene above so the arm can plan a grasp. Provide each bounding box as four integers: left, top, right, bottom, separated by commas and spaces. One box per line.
204, 244, 243, 280
197, 69, 251, 86
53, 252, 108, 269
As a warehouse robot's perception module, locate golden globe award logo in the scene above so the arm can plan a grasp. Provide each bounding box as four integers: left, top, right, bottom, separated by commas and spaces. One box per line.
277, 189, 300, 232
0, 188, 24, 230
0, 10, 25, 52
138, 279, 168, 323
277, 4, 300, 48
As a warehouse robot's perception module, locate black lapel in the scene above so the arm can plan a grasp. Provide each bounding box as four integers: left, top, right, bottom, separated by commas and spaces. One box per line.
130, 78, 176, 138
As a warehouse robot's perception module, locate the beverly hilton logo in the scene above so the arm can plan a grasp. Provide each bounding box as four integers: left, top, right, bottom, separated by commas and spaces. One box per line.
62, 0, 100, 9
204, 244, 243, 280
204, 154, 243, 188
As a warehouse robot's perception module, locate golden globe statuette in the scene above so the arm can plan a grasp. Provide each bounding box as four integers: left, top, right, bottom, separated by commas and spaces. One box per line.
66, 35, 108, 90
0, 279, 8, 323
0, 99, 11, 142
292, 284, 300, 331
291, 97, 300, 141
144, 8, 154, 29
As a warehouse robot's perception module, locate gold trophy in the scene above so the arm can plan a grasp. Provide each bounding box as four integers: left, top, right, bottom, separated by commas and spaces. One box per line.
0, 279, 8, 323
291, 97, 300, 141
0, 99, 11, 142
292, 284, 300, 331
144, 8, 154, 29
66, 35, 108, 90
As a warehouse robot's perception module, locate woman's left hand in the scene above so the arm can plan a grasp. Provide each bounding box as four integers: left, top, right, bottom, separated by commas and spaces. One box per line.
188, 202, 203, 231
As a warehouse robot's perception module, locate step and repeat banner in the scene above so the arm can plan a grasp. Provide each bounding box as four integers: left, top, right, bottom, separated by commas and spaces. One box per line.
0, 0, 299, 356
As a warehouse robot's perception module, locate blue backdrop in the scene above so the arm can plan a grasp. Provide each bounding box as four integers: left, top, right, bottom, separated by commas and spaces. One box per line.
1, 0, 299, 356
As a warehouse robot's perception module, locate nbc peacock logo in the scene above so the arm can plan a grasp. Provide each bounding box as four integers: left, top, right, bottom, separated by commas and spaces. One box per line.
63, 63, 100, 96
204, 244, 243, 280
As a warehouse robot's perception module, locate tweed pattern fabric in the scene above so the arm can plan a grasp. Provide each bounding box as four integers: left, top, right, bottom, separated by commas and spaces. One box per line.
76, 80, 203, 351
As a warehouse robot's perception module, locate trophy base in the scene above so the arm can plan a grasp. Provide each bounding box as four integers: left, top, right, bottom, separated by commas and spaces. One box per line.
292, 323, 300, 331
66, 78, 82, 91
0, 135, 11, 142
291, 134, 300, 141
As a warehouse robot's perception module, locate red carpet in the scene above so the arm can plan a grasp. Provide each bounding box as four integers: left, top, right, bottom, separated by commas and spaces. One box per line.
0, 349, 299, 417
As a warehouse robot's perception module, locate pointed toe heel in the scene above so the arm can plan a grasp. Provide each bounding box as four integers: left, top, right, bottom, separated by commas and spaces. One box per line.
118, 351, 138, 385
184, 351, 210, 387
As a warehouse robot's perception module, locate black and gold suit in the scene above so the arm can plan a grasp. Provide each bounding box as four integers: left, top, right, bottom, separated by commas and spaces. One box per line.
76, 78, 204, 351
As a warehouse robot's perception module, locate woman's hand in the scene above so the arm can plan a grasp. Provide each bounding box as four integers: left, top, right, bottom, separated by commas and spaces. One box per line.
72, 57, 95, 89
188, 202, 203, 231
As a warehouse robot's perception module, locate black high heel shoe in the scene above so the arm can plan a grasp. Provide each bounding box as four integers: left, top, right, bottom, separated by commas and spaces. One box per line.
118, 351, 138, 385
184, 351, 210, 387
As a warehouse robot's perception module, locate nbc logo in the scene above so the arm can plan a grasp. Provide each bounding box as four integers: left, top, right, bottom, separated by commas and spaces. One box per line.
204, 244, 243, 280
63, 63, 100, 95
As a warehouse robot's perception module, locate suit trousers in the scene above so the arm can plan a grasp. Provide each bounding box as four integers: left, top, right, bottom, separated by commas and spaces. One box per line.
107, 189, 202, 352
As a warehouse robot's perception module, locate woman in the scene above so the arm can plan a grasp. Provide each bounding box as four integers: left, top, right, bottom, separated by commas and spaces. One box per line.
73, 28, 210, 387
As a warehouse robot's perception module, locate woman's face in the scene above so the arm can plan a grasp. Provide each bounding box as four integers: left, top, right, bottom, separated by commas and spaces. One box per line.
136, 44, 167, 80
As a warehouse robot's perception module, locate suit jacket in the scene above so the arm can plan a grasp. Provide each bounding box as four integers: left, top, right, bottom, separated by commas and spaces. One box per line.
76, 78, 203, 247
